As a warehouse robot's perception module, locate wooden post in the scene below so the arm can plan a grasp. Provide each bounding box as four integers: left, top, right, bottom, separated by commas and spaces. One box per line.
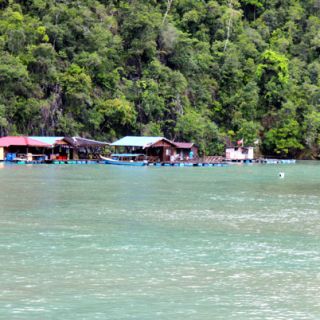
162, 147, 166, 162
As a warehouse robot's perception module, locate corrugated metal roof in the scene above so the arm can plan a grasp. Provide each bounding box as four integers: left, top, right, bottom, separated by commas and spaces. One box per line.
63, 137, 109, 147
30, 136, 64, 146
0, 136, 51, 147
173, 142, 195, 149
111, 136, 165, 148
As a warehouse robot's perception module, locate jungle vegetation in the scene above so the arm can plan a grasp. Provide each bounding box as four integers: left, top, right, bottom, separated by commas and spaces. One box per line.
0, 0, 320, 157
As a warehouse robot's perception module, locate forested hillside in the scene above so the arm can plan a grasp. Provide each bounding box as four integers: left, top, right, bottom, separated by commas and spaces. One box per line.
0, 0, 320, 157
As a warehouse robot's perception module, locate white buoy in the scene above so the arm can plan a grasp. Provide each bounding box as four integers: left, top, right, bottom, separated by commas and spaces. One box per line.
279, 172, 285, 178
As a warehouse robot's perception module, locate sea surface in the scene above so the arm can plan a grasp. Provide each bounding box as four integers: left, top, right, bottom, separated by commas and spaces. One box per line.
0, 161, 319, 320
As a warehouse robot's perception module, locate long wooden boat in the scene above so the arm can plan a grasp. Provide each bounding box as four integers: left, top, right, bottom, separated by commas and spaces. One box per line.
100, 154, 147, 166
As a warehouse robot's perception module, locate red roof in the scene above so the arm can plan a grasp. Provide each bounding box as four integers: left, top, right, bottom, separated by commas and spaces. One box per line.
173, 142, 195, 149
0, 136, 51, 147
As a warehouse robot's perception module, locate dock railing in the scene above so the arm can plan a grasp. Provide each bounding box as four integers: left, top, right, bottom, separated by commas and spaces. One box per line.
201, 156, 224, 164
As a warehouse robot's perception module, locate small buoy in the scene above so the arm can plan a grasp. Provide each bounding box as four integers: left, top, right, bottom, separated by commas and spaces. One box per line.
279, 172, 285, 178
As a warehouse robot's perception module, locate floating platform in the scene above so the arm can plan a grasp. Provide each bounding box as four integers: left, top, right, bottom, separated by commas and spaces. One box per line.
2, 158, 297, 166
4, 159, 104, 165
149, 162, 228, 167
12, 160, 46, 165
255, 159, 296, 164
50, 160, 102, 165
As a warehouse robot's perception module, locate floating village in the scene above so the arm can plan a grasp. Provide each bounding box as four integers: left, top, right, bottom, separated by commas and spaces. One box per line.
0, 135, 296, 167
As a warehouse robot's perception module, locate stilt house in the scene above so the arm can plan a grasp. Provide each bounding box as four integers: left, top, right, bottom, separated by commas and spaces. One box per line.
111, 136, 177, 162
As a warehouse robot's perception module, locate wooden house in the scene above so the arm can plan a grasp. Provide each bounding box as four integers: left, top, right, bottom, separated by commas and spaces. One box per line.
0, 136, 52, 161
30, 136, 67, 160
31, 136, 108, 160
63, 137, 109, 160
111, 136, 177, 162
172, 142, 198, 161
0, 136, 109, 161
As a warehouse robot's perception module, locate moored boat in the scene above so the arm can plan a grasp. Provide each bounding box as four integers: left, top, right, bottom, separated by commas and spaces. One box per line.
100, 154, 147, 166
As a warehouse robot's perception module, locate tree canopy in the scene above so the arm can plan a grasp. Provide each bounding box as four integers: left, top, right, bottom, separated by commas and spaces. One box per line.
0, 0, 319, 157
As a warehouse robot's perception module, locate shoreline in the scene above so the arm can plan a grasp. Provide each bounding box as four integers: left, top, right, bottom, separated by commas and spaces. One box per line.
0, 158, 296, 167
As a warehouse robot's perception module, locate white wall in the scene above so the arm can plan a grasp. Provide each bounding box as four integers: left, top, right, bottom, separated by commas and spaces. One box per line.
225, 147, 254, 160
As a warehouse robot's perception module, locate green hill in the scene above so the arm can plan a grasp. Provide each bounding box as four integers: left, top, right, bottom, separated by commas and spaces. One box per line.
0, 0, 320, 157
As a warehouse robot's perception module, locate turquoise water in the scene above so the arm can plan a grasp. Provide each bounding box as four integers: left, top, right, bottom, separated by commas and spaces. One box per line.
0, 162, 319, 319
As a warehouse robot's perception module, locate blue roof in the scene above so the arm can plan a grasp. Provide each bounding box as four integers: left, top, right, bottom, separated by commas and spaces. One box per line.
111, 136, 166, 148
30, 136, 64, 146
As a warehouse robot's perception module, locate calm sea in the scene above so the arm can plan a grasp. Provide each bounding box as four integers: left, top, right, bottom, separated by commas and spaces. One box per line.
0, 162, 319, 319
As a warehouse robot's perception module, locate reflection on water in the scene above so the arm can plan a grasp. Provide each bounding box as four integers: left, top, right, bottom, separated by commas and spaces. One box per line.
0, 162, 320, 319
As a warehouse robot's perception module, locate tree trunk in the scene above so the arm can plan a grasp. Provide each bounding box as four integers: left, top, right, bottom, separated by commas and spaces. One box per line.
224, 0, 233, 52
162, 0, 173, 26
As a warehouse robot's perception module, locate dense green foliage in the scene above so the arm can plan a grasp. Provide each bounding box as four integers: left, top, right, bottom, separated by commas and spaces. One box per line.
0, 0, 320, 157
